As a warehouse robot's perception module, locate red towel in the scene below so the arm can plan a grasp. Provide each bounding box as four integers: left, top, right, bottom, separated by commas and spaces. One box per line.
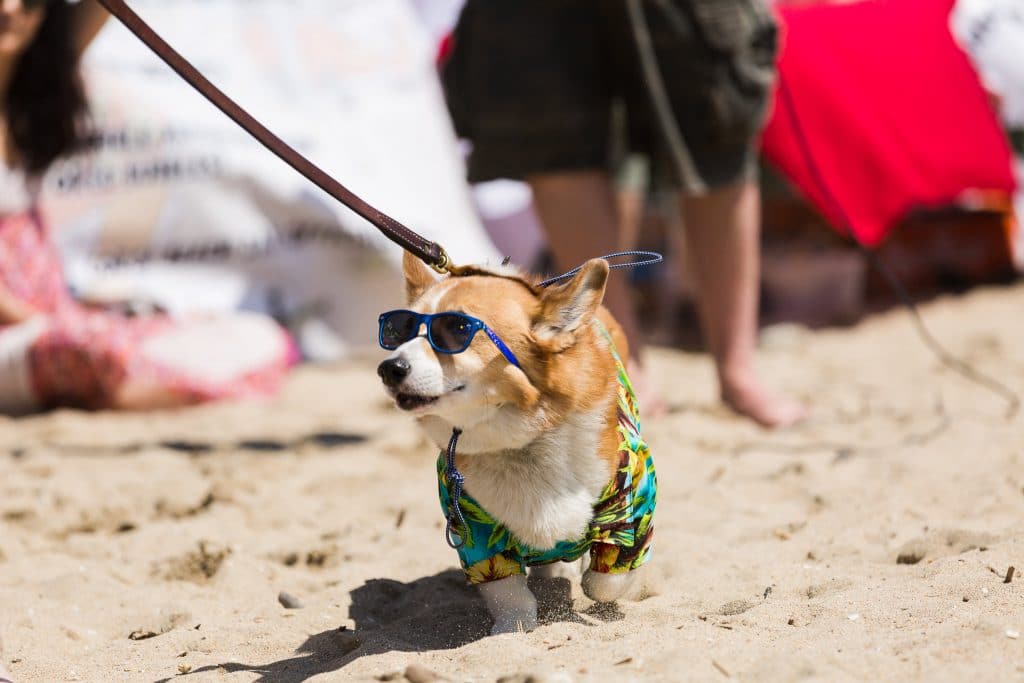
761, 0, 1017, 247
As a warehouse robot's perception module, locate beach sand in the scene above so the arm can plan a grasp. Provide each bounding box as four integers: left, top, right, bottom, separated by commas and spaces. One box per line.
1, 283, 1023, 682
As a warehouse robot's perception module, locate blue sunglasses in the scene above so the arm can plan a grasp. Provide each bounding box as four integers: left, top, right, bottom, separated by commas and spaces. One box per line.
378, 309, 520, 368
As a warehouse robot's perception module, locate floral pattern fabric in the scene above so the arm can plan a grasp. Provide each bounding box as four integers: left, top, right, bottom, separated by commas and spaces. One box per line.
437, 323, 656, 585
0, 209, 293, 409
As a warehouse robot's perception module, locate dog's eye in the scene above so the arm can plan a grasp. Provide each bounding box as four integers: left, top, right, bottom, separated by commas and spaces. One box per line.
381, 311, 420, 348
431, 315, 478, 351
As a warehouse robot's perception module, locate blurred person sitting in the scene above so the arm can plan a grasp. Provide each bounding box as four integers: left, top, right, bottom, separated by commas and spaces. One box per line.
0, 0, 294, 413
442, 0, 807, 427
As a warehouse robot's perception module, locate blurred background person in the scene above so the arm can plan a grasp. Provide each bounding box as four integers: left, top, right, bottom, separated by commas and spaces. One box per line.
0, 0, 294, 413
42, 0, 500, 363
441, 0, 808, 427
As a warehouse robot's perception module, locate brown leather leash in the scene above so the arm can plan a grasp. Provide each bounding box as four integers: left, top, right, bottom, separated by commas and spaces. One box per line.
93, 0, 454, 274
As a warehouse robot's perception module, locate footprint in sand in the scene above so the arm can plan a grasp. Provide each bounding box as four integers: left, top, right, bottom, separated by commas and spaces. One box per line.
273, 544, 344, 569
157, 541, 231, 583
895, 529, 997, 565
805, 578, 854, 599
127, 611, 192, 641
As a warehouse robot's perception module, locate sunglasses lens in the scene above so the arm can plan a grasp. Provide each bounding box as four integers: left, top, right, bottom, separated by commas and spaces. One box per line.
430, 314, 475, 352
380, 311, 419, 349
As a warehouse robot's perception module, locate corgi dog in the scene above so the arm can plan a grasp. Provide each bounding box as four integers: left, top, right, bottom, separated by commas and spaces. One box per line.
377, 252, 656, 635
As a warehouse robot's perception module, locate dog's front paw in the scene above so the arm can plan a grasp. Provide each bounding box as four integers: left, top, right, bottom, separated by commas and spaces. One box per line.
478, 575, 538, 636
490, 613, 538, 635
582, 569, 635, 604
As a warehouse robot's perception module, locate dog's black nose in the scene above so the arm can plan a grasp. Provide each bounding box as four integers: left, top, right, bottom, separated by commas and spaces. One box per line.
377, 358, 411, 387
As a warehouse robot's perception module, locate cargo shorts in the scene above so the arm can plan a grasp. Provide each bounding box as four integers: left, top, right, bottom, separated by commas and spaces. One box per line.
442, 0, 779, 191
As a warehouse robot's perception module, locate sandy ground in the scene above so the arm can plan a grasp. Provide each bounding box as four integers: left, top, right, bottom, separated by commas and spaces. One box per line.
2, 282, 1024, 683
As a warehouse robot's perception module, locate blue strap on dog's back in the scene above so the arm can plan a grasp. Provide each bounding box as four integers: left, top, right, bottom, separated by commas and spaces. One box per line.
538, 250, 663, 288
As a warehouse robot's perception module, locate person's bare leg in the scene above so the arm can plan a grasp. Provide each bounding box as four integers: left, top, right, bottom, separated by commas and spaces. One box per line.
111, 379, 194, 411
681, 180, 807, 428
528, 171, 664, 414
529, 171, 643, 348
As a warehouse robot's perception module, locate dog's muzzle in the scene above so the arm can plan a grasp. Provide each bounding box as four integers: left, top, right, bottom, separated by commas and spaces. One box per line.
377, 357, 411, 388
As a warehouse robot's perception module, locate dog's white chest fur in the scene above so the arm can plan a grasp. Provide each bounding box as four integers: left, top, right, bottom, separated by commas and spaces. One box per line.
457, 407, 609, 550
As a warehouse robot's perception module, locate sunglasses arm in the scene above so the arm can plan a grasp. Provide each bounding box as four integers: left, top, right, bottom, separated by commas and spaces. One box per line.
483, 328, 521, 369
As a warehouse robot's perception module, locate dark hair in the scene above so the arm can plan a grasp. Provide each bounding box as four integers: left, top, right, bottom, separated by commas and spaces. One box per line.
5, 3, 88, 173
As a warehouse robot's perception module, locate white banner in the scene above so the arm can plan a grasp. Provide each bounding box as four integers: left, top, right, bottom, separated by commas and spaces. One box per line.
952, 0, 1024, 128
38, 0, 500, 358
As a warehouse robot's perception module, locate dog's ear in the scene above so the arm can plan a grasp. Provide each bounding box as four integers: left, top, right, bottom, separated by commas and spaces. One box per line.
403, 250, 440, 304
533, 258, 609, 352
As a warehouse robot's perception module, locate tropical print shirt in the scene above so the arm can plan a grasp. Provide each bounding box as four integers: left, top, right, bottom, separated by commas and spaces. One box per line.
437, 324, 656, 585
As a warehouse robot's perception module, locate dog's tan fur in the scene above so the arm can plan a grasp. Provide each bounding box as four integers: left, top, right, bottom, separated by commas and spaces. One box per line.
380, 252, 639, 633
402, 252, 625, 477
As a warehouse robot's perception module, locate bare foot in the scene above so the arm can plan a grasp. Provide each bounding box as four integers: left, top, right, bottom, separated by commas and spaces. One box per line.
627, 357, 667, 419
721, 373, 808, 429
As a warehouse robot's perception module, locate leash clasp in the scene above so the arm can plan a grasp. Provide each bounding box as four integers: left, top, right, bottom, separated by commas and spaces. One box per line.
429, 247, 453, 275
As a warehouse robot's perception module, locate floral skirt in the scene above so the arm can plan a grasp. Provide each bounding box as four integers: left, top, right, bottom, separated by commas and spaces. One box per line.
0, 208, 296, 412
3, 309, 295, 412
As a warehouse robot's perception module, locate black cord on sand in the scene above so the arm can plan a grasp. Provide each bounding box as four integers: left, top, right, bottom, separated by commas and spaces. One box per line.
777, 74, 1020, 419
